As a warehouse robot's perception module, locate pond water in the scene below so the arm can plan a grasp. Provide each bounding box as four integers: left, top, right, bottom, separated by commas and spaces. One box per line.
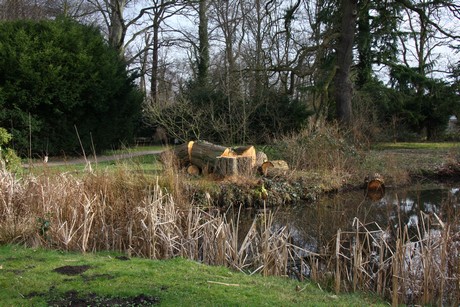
226, 182, 460, 304
277, 183, 460, 251
233, 182, 460, 255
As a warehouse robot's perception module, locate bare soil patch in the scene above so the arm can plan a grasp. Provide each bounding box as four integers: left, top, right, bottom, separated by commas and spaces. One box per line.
46, 291, 160, 306
53, 265, 91, 276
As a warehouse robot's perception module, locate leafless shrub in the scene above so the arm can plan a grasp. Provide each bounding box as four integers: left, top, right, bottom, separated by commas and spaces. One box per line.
276, 123, 362, 187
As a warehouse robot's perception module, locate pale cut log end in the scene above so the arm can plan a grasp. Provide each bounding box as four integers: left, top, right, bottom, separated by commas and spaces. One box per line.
187, 164, 200, 176
187, 141, 195, 161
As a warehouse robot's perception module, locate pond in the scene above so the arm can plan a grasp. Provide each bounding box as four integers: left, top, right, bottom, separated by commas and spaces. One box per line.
274, 183, 460, 251
232, 183, 459, 252
229, 182, 460, 305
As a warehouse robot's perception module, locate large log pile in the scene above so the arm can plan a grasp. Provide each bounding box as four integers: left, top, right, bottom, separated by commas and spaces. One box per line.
170, 140, 288, 178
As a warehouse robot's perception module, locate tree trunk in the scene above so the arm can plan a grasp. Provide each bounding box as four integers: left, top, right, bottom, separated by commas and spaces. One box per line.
108, 0, 127, 58
197, 0, 209, 86
151, 20, 160, 104
334, 0, 357, 126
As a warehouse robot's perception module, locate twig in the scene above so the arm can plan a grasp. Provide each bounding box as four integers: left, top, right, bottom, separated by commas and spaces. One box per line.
207, 281, 240, 287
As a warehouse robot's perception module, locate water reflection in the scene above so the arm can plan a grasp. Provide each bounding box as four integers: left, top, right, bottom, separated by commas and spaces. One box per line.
233, 183, 460, 253
226, 183, 460, 304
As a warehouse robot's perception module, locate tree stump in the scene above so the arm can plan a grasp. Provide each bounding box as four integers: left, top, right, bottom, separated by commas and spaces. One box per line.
233, 145, 256, 168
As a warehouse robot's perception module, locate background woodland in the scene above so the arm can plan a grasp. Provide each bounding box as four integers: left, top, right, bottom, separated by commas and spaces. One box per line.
1, 0, 460, 155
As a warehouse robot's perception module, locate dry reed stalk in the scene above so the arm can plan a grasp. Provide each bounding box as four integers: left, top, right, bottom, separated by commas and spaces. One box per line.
335, 228, 341, 294
392, 237, 402, 307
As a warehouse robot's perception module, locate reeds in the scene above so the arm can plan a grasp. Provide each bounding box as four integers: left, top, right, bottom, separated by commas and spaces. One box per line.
1, 167, 458, 304
0, 168, 296, 278
330, 215, 460, 306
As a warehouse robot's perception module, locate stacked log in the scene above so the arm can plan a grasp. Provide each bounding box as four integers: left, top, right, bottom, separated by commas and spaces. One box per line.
172, 141, 257, 176
170, 140, 288, 178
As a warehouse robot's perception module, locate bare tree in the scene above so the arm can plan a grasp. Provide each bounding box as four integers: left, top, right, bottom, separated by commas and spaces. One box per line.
0, 0, 94, 20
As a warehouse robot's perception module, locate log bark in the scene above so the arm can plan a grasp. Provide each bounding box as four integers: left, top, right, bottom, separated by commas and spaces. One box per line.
215, 156, 254, 177
188, 141, 233, 173
172, 140, 231, 171
255, 151, 268, 166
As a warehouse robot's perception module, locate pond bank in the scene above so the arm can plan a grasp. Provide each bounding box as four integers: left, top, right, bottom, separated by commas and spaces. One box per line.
185, 147, 460, 208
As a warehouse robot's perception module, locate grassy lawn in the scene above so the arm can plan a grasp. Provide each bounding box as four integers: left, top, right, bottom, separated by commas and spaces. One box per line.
23, 147, 165, 175
372, 141, 460, 150
365, 142, 460, 180
102, 145, 168, 155
0, 244, 385, 306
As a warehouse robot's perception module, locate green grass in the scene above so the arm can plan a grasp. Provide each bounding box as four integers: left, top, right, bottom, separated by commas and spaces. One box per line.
102, 145, 168, 155
0, 244, 385, 306
24, 149, 164, 175
373, 142, 460, 150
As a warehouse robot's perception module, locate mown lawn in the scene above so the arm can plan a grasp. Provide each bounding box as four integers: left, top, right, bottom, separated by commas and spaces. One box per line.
0, 245, 385, 306
373, 142, 460, 150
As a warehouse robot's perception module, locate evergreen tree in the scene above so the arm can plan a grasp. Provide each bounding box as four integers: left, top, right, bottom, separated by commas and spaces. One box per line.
0, 18, 143, 155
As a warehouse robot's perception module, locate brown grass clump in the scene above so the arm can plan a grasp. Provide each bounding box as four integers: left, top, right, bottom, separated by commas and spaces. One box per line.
276, 123, 362, 185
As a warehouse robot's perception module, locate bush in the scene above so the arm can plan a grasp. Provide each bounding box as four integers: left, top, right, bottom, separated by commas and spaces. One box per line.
0, 18, 143, 156
0, 127, 21, 172
275, 123, 361, 175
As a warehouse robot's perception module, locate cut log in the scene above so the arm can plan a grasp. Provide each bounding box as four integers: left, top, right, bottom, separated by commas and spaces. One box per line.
170, 141, 258, 177
172, 140, 231, 171
189, 141, 233, 173
233, 145, 256, 168
260, 160, 289, 176
187, 164, 200, 176
365, 173, 385, 192
255, 151, 268, 166
215, 156, 254, 177
364, 173, 385, 201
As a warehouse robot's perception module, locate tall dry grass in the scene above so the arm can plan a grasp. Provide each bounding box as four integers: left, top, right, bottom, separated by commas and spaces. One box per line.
0, 168, 300, 277
323, 213, 460, 306
276, 123, 362, 188
2, 164, 458, 304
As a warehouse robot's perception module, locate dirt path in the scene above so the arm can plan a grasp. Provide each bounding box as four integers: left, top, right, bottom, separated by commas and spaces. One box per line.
24, 150, 164, 167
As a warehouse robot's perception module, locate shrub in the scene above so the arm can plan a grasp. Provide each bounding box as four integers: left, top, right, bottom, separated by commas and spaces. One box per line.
275, 123, 361, 178
0, 127, 21, 172
0, 18, 143, 156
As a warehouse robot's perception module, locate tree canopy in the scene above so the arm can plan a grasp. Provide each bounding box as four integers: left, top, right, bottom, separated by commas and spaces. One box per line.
1, 1, 459, 145
0, 18, 143, 156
